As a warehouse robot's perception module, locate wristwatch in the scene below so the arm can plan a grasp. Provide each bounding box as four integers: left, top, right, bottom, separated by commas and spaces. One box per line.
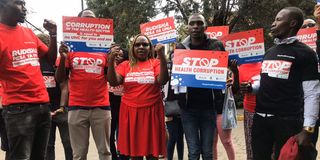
303, 126, 315, 133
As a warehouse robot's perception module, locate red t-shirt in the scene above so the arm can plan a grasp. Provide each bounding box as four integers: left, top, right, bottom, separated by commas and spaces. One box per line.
0, 23, 49, 105
116, 59, 162, 107
238, 62, 261, 112
66, 52, 109, 106
0, 82, 3, 97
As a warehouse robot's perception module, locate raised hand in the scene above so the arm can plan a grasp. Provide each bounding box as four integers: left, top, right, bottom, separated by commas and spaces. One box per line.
43, 19, 57, 35
59, 42, 69, 58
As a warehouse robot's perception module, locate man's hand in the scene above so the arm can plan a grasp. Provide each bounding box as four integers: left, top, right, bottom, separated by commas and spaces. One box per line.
240, 82, 252, 94
50, 107, 65, 116
59, 42, 69, 58
296, 130, 317, 158
43, 19, 57, 35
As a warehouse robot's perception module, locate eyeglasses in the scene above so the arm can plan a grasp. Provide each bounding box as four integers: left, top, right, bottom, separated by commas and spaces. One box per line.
301, 23, 316, 29
134, 43, 149, 47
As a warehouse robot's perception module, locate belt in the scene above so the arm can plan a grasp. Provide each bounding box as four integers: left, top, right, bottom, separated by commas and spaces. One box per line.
4, 103, 49, 110
256, 112, 275, 117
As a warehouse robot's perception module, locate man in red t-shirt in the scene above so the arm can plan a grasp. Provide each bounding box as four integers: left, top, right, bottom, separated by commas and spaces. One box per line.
56, 9, 111, 159
0, 0, 57, 159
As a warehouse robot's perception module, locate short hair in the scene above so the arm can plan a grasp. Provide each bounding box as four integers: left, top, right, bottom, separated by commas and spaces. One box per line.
188, 13, 207, 27
283, 7, 304, 33
78, 9, 95, 17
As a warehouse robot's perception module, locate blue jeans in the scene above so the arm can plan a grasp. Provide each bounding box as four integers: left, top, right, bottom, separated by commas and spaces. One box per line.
166, 116, 184, 160
181, 108, 216, 160
46, 111, 72, 160
3, 103, 51, 160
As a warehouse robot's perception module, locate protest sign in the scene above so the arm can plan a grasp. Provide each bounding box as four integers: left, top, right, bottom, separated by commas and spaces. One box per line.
63, 16, 113, 53
140, 17, 177, 44
220, 28, 265, 64
171, 49, 228, 89
205, 26, 229, 39
297, 27, 317, 51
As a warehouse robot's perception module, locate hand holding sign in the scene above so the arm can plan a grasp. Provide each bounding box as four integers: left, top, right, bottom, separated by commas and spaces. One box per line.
59, 42, 69, 58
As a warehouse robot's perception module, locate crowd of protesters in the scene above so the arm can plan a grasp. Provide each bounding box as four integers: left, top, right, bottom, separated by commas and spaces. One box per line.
1, 0, 320, 160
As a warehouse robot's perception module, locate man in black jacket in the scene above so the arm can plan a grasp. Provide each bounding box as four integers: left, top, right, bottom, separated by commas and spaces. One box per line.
252, 7, 320, 160
175, 13, 225, 160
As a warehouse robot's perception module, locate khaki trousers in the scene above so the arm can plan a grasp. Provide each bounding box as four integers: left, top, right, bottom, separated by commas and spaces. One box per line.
68, 108, 111, 160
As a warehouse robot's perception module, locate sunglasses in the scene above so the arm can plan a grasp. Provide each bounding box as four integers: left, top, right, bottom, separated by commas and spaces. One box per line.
134, 43, 150, 47
301, 23, 316, 29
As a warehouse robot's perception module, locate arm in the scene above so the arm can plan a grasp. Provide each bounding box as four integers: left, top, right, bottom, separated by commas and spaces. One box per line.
230, 59, 239, 94
43, 19, 57, 66
55, 43, 68, 83
296, 80, 320, 146
155, 44, 169, 85
107, 46, 124, 86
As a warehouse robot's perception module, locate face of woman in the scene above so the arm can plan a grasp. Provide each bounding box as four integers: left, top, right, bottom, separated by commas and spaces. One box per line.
133, 36, 151, 61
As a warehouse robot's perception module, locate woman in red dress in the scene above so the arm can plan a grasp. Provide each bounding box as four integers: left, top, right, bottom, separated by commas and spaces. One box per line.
107, 34, 169, 160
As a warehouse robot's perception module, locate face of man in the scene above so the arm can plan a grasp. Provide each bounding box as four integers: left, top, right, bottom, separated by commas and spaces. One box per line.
187, 14, 207, 39
1, 0, 27, 24
270, 9, 294, 39
301, 19, 316, 29
81, 10, 96, 18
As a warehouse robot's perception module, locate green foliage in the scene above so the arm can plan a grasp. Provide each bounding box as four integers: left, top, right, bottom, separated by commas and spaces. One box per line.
86, 0, 160, 48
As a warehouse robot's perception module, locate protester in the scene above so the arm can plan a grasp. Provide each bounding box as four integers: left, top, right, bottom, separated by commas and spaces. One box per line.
229, 59, 261, 160
0, 82, 8, 160
174, 13, 225, 160
37, 34, 73, 160
213, 70, 235, 160
107, 34, 168, 159
249, 7, 320, 160
107, 45, 129, 160
56, 9, 112, 160
164, 51, 184, 160
301, 18, 316, 29
0, 0, 57, 159
311, 5, 320, 157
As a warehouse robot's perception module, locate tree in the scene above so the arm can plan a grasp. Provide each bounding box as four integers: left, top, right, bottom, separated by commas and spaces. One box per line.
86, 0, 160, 48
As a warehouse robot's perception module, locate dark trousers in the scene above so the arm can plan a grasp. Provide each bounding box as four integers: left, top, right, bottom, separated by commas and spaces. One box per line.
46, 111, 72, 160
252, 114, 302, 160
166, 116, 184, 160
181, 108, 216, 160
109, 93, 121, 160
3, 103, 51, 160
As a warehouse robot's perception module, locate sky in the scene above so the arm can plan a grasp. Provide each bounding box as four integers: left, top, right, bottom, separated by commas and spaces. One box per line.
25, 0, 87, 41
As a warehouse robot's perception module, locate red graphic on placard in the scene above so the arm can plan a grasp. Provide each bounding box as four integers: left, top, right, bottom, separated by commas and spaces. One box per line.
140, 17, 175, 36
173, 49, 228, 68
205, 26, 229, 39
63, 17, 113, 36
220, 29, 264, 48
297, 27, 316, 50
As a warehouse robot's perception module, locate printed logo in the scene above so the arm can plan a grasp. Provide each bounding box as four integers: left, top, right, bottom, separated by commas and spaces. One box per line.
11, 48, 39, 67
125, 71, 155, 84
43, 76, 56, 88
261, 60, 292, 79
72, 57, 104, 74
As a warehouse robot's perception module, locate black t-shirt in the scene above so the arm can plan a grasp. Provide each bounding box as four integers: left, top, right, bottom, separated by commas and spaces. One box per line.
40, 59, 61, 111
256, 41, 319, 116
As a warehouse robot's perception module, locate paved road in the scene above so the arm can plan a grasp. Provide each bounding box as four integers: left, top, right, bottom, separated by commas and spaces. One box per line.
0, 110, 319, 160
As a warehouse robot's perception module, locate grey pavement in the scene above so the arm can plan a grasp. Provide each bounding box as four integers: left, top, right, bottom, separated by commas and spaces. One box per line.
1, 110, 320, 159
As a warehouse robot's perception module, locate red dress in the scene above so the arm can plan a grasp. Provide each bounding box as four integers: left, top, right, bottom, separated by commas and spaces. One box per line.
116, 59, 166, 157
